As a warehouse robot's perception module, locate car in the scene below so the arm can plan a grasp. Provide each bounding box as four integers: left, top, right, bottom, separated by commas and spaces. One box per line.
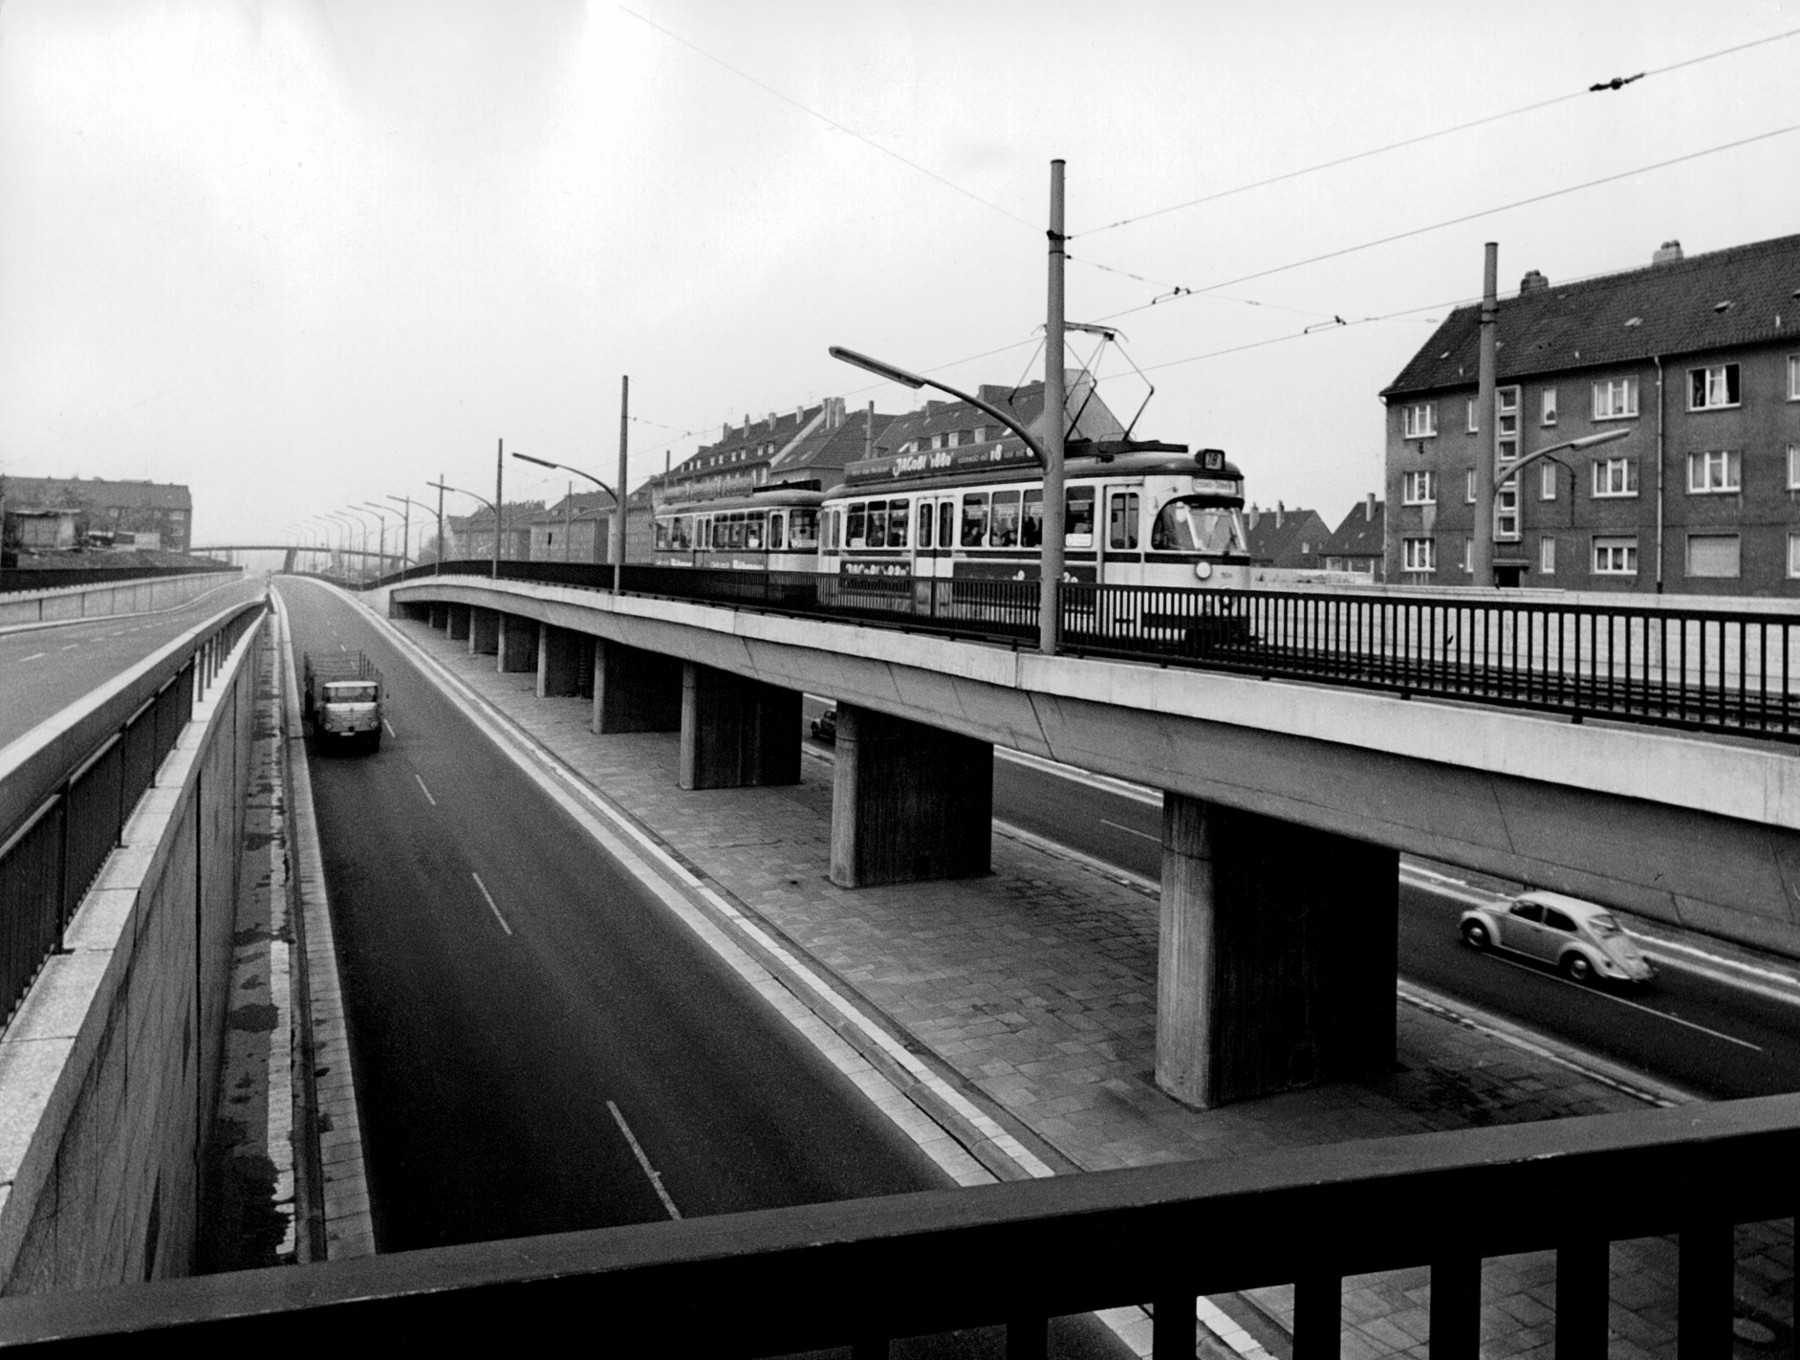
1459, 890, 1656, 985
809, 706, 837, 742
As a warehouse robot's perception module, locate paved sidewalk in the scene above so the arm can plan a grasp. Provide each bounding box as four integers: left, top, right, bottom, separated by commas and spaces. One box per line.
390, 612, 1793, 1360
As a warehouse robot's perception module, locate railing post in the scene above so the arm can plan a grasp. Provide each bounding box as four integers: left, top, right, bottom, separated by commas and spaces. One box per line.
1676, 1220, 1733, 1360
1427, 1253, 1480, 1360
1554, 1236, 1609, 1360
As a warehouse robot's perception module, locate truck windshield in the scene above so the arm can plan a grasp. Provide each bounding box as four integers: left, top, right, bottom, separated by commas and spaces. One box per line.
1151, 499, 1246, 555
328, 684, 378, 703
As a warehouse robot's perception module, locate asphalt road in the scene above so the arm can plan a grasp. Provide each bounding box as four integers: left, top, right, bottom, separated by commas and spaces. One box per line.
279, 580, 1133, 1360
0, 575, 266, 749
972, 729, 1800, 1102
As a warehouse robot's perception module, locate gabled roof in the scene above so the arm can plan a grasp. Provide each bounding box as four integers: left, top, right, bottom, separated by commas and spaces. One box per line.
1243, 506, 1329, 566
1383, 233, 1800, 398
1321, 499, 1385, 558
2, 476, 192, 511
766, 404, 900, 485
870, 375, 1125, 459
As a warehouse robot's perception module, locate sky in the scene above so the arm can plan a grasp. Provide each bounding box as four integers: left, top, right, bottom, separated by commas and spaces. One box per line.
2, 0, 1797, 560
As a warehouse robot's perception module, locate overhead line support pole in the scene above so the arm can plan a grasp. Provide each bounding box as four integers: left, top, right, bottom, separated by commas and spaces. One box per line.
1039, 158, 1067, 656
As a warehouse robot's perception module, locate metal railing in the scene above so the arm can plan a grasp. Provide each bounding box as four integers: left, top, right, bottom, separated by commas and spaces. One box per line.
394, 561, 1800, 742
0, 1092, 1791, 1354
0, 600, 265, 1029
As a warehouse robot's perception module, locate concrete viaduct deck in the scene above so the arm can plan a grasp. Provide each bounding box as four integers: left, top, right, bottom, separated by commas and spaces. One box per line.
381, 575, 1800, 1108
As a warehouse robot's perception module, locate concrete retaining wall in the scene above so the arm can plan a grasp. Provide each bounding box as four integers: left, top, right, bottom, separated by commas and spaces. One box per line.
0, 617, 262, 1293
0, 573, 240, 630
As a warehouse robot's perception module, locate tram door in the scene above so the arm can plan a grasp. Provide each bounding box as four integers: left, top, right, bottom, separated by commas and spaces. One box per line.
915, 497, 957, 578
1101, 490, 1143, 587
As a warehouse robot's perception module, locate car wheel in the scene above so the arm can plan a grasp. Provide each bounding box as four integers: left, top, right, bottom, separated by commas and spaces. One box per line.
1561, 952, 1596, 984
1461, 921, 1489, 951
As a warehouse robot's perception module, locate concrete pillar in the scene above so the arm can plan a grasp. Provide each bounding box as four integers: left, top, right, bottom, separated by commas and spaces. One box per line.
447, 604, 471, 641
678, 663, 800, 791
592, 640, 682, 734
1156, 793, 1397, 1108
538, 623, 582, 698
828, 704, 993, 888
498, 614, 537, 673
469, 607, 499, 656
429, 603, 449, 630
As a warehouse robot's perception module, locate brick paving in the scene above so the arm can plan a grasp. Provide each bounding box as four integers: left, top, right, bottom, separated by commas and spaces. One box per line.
386, 612, 1792, 1359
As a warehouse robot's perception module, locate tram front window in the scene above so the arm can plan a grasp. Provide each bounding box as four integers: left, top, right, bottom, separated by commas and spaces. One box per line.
1152, 499, 1245, 555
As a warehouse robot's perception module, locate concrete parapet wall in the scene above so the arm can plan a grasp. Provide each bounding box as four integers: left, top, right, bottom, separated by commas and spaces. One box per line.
0, 573, 240, 630
0, 620, 261, 1293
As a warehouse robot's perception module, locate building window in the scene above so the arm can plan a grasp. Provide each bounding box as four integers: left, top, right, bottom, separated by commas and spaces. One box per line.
1540, 388, 1558, 426
1687, 450, 1741, 493
1592, 536, 1638, 575
1403, 537, 1436, 573
1790, 444, 1800, 490
1495, 485, 1519, 541
1401, 470, 1437, 505
1592, 457, 1638, 497
1686, 534, 1740, 578
1496, 386, 1520, 463
1539, 464, 1557, 500
1402, 403, 1437, 439
1789, 356, 1799, 401
1593, 377, 1639, 419
1689, 363, 1741, 410
1465, 397, 1478, 434
1461, 536, 1473, 572
1465, 469, 1476, 503
1790, 533, 1800, 579
1539, 535, 1556, 575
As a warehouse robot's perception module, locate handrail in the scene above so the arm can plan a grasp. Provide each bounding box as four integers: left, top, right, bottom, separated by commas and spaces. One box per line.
0, 1092, 1792, 1352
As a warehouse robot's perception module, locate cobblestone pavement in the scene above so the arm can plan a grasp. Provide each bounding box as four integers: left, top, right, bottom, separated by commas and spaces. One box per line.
383, 613, 1793, 1359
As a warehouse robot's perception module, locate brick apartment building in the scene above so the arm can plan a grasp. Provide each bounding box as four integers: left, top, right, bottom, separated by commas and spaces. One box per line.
0, 476, 193, 552
1380, 233, 1800, 595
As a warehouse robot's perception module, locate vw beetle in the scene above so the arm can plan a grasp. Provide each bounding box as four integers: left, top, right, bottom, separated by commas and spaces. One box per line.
1459, 889, 1656, 985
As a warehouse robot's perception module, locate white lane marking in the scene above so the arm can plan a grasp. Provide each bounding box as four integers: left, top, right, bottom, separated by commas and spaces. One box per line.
19, 652, 46, 663
60, 643, 79, 651
1477, 949, 1762, 1050
384, 717, 397, 737
1099, 818, 1160, 843
414, 774, 437, 806
607, 1100, 682, 1220
470, 872, 513, 935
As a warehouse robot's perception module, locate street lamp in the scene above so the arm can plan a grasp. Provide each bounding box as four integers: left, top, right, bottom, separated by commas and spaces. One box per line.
510, 451, 622, 589
360, 502, 394, 579
1491, 428, 1629, 585
342, 507, 378, 583
323, 513, 355, 579
428, 480, 501, 579
387, 495, 432, 573
830, 344, 1064, 653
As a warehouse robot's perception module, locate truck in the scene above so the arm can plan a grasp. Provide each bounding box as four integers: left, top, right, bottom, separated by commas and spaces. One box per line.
302, 651, 384, 752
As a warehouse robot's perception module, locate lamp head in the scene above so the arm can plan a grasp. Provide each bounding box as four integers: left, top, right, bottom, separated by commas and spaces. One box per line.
829, 346, 926, 390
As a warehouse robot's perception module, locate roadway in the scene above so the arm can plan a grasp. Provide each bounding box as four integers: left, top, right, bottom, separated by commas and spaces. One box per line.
278, 579, 1131, 1360
0, 574, 265, 749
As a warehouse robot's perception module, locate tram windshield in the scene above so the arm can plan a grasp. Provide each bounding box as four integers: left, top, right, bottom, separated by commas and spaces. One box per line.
1151, 498, 1246, 555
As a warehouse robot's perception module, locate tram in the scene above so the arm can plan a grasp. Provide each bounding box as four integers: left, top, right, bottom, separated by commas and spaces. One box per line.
651, 482, 824, 571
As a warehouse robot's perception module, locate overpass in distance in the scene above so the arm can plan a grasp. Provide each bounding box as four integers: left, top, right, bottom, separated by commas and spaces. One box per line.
379, 564, 1800, 1109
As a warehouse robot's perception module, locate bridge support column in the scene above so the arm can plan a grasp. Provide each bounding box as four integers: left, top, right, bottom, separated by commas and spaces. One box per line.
1156, 794, 1397, 1108
447, 604, 470, 641
468, 608, 499, 656
429, 603, 448, 630
498, 615, 537, 674
537, 624, 582, 698
593, 641, 681, 734
829, 705, 992, 888
678, 663, 799, 790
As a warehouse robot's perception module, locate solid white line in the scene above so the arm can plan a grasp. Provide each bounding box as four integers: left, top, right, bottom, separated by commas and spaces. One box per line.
60, 643, 79, 651
384, 717, 397, 737
470, 872, 512, 936
20, 652, 46, 663
1479, 950, 1762, 1050
607, 1100, 682, 1220
414, 774, 437, 806
1099, 818, 1160, 843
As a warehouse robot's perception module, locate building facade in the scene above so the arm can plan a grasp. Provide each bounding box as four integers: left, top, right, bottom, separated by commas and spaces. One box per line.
0, 476, 193, 552
1321, 495, 1386, 581
1380, 234, 1800, 595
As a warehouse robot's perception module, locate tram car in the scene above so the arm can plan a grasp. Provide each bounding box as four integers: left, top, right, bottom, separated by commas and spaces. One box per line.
813, 437, 1252, 643
651, 482, 824, 572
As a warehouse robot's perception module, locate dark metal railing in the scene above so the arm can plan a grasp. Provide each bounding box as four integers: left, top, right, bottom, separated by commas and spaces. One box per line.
393, 561, 1800, 742
0, 601, 263, 1030
1, 1093, 1792, 1355
0, 563, 238, 596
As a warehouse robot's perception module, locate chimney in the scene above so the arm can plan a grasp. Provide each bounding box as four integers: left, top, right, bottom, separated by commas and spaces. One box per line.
796, 407, 804, 425
1276, 501, 1284, 529
1653, 240, 1684, 266
766, 411, 778, 430
1248, 504, 1259, 531
1519, 269, 1549, 294
1365, 492, 1376, 521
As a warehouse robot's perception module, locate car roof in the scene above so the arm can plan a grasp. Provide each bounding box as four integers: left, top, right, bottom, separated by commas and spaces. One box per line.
1516, 890, 1612, 918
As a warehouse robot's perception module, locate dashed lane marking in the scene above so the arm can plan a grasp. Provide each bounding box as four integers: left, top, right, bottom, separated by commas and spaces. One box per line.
608, 1100, 681, 1220
414, 774, 437, 806
1098, 817, 1159, 843
471, 872, 513, 936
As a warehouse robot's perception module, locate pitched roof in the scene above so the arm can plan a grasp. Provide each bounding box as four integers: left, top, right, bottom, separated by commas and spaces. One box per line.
1383, 233, 1800, 397
1243, 506, 1329, 566
869, 375, 1125, 461
1322, 499, 1385, 558
766, 403, 900, 485
3, 476, 192, 511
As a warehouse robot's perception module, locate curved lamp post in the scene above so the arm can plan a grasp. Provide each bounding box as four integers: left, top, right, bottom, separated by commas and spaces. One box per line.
428, 480, 501, 579
511, 451, 621, 590
360, 502, 394, 579
341, 507, 378, 583
387, 495, 433, 573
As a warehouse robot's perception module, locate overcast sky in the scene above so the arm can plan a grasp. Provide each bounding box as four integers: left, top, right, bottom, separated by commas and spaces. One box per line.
2, 0, 1796, 557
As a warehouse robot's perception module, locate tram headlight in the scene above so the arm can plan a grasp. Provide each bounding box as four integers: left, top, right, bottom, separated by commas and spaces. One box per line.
1194, 561, 1213, 582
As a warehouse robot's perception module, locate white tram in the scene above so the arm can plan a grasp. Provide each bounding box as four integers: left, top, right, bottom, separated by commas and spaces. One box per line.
815, 440, 1251, 589
652, 482, 824, 571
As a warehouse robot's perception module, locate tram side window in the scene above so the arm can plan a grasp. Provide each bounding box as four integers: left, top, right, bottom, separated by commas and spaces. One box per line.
960, 493, 990, 547
791, 508, 819, 548
1066, 487, 1096, 547
673, 516, 691, 550
655, 519, 670, 551
846, 502, 867, 549
822, 509, 839, 551
749, 512, 767, 550
868, 501, 888, 549
724, 512, 743, 550
938, 502, 955, 550
768, 513, 784, 551
917, 502, 933, 549
1021, 490, 1043, 548
889, 498, 909, 549
991, 491, 1021, 548
1109, 493, 1140, 550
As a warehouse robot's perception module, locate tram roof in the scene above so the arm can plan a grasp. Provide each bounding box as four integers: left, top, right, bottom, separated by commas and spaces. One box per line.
839, 440, 1242, 493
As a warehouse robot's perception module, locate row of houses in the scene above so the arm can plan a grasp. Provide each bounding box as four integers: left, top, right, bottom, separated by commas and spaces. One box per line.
0, 476, 194, 557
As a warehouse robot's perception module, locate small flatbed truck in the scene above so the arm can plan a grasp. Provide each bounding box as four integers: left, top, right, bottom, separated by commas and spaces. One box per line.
302, 651, 384, 752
